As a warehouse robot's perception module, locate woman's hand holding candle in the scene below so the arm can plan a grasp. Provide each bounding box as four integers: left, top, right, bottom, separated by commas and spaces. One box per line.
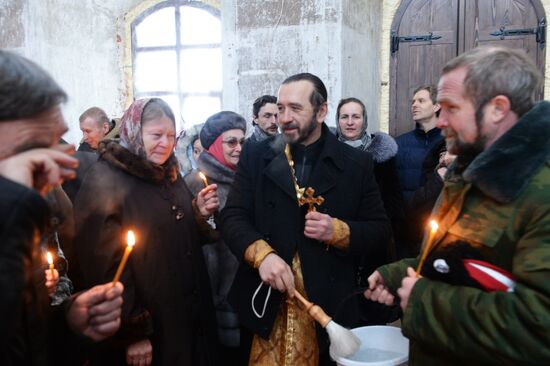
197, 183, 219, 217
113, 231, 136, 284
45, 251, 59, 296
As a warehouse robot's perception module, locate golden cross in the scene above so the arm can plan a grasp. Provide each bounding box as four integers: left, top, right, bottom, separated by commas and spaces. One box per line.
298, 187, 324, 212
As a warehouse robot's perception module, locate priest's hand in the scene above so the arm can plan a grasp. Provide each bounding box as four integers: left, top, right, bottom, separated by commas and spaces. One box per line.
126, 338, 153, 366
197, 184, 219, 217
363, 270, 395, 306
304, 211, 334, 241
397, 267, 420, 311
258, 253, 295, 297
66, 282, 124, 342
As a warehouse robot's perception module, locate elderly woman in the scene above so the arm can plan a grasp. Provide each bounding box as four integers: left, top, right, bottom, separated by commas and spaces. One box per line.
335, 97, 403, 323
185, 111, 246, 364
74, 98, 219, 366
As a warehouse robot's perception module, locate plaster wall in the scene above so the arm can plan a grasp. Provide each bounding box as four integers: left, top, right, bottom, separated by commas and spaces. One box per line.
226, 0, 343, 129
3, 0, 550, 142
0, 0, 143, 144
341, 0, 382, 132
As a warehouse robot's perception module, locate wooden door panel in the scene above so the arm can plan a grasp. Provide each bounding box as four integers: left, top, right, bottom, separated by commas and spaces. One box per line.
390, 0, 546, 137
390, 0, 459, 137
463, 0, 545, 96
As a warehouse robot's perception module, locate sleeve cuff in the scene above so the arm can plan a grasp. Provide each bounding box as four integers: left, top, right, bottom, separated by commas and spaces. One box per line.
244, 240, 276, 269
325, 218, 350, 250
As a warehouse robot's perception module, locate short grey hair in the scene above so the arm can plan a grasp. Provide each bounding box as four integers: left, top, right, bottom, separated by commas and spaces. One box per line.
442, 46, 542, 120
79, 107, 109, 127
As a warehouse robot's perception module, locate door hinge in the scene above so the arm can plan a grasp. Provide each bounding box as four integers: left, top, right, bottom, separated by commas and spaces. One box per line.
391, 31, 442, 54
490, 18, 546, 48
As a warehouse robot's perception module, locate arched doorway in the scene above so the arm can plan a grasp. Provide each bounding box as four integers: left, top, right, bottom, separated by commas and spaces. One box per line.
389, 0, 546, 137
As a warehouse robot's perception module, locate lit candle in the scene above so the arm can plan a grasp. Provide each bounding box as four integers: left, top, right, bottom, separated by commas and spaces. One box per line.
198, 171, 209, 187
416, 220, 439, 276
113, 230, 136, 284
46, 251, 55, 277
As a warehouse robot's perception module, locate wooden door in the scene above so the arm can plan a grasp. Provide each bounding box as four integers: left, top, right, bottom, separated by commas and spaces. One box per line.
389, 0, 546, 137
462, 0, 546, 98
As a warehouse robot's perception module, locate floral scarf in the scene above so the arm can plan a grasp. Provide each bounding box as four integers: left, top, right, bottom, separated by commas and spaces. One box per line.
118, 98, 180, 181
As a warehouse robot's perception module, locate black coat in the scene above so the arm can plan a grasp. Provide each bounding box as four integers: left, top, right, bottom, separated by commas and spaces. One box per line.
0, 177, 74, 366
220, 124, 391, 350
74, 142, 218, 366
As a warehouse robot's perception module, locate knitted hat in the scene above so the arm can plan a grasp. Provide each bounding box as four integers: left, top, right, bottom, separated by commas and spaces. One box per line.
200, 111, 247, 149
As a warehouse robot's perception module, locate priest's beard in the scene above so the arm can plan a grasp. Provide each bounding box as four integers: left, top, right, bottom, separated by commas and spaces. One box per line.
282, 114, 318, 146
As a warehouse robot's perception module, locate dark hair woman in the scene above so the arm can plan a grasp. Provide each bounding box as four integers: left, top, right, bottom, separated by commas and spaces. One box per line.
74, 98, 219, 366
335, 97, 404, 324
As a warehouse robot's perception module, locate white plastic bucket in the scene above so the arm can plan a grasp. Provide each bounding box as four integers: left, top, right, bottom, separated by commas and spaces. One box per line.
331, 326, 409, 366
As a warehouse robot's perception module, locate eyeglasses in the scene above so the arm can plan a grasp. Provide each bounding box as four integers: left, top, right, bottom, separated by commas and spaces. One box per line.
222, 138, 245, 148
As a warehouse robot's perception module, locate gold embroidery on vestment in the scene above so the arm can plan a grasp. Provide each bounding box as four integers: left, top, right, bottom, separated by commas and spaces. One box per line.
248, 255, 319, 366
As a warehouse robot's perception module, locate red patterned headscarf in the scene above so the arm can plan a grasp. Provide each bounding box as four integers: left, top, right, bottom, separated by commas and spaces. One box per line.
119, 98, 151, 159
118, 98, 180, 180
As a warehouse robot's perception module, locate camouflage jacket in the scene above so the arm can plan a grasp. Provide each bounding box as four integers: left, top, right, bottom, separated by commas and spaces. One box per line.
378, 101, 550, 366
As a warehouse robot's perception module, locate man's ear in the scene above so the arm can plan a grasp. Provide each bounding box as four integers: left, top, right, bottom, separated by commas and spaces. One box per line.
489, 95, 511, 123
433, 102, 441, 114
102, 121, 110, 135
316, 102, 328, 123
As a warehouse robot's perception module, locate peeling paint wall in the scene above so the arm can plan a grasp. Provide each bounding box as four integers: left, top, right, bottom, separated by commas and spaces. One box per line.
341, 0, 382, 132
1, 0, 141, 144
0, 0, 25, 48
3, 0, 550, 142
225, 0, 343, 129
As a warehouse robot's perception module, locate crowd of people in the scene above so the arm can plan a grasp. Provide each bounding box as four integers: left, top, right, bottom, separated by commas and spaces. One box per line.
1, 44, 549, 366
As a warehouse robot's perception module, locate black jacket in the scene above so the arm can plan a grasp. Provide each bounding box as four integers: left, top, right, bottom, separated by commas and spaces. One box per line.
0, 177, 73, 366
220, 124, 391, 350
74, 141, 218, 366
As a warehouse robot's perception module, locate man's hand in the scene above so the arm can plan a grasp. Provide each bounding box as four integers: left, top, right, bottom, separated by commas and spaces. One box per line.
196, 184, 219, 217
66, 282, 124, 342
126, 338, 153, 366
258, 253, 295, 297
45, 269, 59, 297
0, 146, 78, 195
397, 267, 420, 311
304, 211, 334, 241
363, 270, 395, 306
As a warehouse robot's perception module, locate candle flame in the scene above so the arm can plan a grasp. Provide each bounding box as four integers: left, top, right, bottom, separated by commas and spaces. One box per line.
127, 230, 136, 247
46, 251, 53, 265
198, 171, 209, 187
429, 220, 439, 232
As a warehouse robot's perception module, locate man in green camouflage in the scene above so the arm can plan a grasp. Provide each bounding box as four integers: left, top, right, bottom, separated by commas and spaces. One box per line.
365, 46, 550, 365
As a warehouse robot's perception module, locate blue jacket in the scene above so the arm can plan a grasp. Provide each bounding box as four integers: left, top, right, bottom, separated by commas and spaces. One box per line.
395, 126, 443, 202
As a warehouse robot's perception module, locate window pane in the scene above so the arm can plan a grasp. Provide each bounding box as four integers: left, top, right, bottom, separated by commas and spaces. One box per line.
135, 7, 176, 47
182, 96, 221, 127
180, 6, 221, 45
134, 51, 177, 92
180, 48, 222, 93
